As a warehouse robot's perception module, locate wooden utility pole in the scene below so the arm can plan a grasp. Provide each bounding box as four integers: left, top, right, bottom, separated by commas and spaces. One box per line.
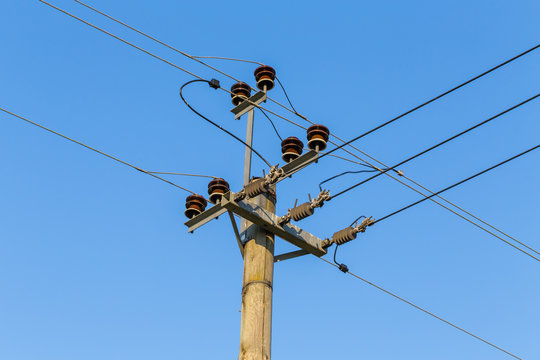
238, 182, 276, 360
184, 85, 327, 360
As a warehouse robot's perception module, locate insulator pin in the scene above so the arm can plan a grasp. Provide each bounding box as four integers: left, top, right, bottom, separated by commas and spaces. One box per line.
281, 136, 304, 163
230, 82, 251, 106
289, 202, 315, 222
207, 178, 230, 204
254, 65, 276, 91
244, 178, 268, 198
307, 124, 330, 151
184, 194, 207, 219
331, 226, 358, 245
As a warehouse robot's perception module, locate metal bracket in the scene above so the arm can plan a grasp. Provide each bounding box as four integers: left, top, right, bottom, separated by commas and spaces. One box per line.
274, 250, 309, 263
221, 192, 326, 257
227, 211, 244, 257
184, 202, 228, 233
231, 91, 267, 119
275, 149, 319, 184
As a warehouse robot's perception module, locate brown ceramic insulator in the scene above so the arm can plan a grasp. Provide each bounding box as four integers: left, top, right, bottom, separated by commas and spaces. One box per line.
254, 65, 276, 91
280, 136, 304, 163
184, 194, 207, 219
207, 178, 230, 204
230, 82, 252, 106
307, 124, 330, 151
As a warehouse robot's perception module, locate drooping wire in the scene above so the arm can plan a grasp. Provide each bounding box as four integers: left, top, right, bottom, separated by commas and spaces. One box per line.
179, 79, 272, 168
331, 93, 540, 199
317, 257, 522, 360
275, 76, 299, 115
0, 107, 200, 196
350, 215, 366, 227
333, 245, 348, 273
318, 169, 379, 192
374, 144, 540, 226
258, 108, 283, 141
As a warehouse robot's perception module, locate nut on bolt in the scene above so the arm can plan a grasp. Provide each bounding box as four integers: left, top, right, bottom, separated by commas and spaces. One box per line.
184, 194, 207, 219
230, 81, 251, 106
207, 178, 230, 204
281, 136, 304, 163
254, 65, 276, 91
307, 124, 330, 151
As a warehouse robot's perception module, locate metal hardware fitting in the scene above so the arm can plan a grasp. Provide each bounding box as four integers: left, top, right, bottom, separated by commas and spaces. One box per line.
279, 189, 331, 224
236, 165, 284, 200
321, 216, 375, 248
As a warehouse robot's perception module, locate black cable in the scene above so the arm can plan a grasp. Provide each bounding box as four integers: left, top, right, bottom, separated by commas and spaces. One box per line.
333, 245, 348, 273
331, 93, 540, 199
350, 215, 366, 227
179, 79, 272, 168
315, 43, 540, 162
275, 76, 299, 115
373, 144, 540, 226
319, 169, 379, 191
258, 108, 283, 141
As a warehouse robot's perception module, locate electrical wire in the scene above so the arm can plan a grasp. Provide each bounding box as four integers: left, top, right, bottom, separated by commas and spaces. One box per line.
258, 108, 283, 141
315, 45, 540, 162
44, 0, 538, 258
67, 0, 539, 134
190, 55, 264, 66
0, 107, 200, 196
317, 257, 522, 360
331, 93, 540, 199
147, 171, 217, 179
319, 169, 379, 192
42, 0, 312, 135
179, 79, 272, 168
316, 132, 540, 257
374, 144, 540, 226
325, 145, 540, 261
68, 0, 311, 122
275, 76, 299, 115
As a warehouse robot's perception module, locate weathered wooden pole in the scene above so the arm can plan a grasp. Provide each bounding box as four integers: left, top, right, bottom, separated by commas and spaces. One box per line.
238, 182, 276, 360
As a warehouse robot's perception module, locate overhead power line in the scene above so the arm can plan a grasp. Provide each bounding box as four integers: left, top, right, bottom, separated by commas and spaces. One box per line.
318, 257, 522, 360
0, 107, 199, 195
69, 0, 308, 122
41, 0, 537, 262
70, 0, 540, 132
331, 93, 540, 199
316, 45, 540, 161
40, 0, 312, 134
374, 144, 540, 226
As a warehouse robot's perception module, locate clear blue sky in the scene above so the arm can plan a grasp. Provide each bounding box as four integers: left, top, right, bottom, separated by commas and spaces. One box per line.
1, 1, 539, 359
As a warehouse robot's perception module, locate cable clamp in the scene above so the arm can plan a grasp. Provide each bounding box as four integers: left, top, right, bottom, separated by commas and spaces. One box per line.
265, 164, 284, 185
208, 78, 220, 89
355, 216, 375, 233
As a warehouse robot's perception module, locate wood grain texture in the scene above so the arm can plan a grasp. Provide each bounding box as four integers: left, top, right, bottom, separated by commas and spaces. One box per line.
239, 187, 275, 360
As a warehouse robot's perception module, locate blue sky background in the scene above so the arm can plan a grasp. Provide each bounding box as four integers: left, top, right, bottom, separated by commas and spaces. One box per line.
1, 1, 539, 359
